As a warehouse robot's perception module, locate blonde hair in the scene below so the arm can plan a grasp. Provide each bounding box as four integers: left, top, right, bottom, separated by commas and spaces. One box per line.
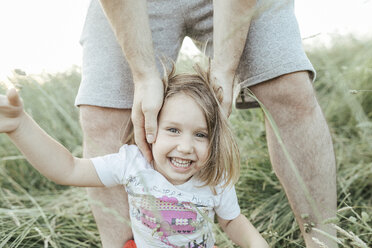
123, 64, 240, 189
162, 64, 240, 189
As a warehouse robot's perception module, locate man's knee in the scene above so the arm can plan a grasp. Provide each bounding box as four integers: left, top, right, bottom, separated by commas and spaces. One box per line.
79, 105, 132, 155
251, 71, 319, 120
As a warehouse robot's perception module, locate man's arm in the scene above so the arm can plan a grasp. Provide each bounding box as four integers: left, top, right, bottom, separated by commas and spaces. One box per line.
99, 0, 164, 162
211, 0, 256, 115
218, 214, 269, 248
1, 89, 102, 187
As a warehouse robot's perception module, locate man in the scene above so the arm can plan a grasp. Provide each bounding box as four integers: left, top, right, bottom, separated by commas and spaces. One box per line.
75, 0, 337, 247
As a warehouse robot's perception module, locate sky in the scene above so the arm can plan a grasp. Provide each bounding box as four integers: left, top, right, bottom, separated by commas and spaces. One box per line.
1, 0, 372, 83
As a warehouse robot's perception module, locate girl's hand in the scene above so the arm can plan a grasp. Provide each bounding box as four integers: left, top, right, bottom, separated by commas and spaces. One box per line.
0, 88, 24, 133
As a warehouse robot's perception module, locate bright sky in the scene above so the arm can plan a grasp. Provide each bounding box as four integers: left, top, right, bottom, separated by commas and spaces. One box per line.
1, 0, 371, 83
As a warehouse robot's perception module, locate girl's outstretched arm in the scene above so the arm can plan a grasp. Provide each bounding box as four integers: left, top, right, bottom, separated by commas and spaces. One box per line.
0, 89, 103, 187
218, 214, 269, 248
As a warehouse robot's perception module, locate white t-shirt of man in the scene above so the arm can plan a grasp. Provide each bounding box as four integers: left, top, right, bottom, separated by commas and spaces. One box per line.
92, 144, 240, 248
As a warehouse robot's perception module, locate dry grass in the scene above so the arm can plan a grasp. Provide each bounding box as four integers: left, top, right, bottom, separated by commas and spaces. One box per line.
0, 37, 371, 247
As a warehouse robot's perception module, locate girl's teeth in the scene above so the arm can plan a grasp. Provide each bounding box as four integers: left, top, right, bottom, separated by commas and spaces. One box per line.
171, 158, 191, 168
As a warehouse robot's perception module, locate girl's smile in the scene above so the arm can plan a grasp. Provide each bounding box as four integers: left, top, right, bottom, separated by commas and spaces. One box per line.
152, 93, 209, 185
169, 157, 193, 169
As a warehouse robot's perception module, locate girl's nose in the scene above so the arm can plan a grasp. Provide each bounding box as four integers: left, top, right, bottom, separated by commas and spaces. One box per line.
177, 136, 193, 154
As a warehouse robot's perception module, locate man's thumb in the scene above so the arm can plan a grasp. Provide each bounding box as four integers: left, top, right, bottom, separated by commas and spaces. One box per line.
7, 88, 22, 107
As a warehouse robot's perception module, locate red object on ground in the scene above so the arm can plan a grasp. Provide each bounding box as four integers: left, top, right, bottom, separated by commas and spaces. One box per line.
123, 240, 137, 248
123, 239, 218, 247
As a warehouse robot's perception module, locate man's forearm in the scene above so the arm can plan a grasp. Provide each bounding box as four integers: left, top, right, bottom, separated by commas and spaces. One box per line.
99, 0, 159, 81
99, 0, 164, 159
213, 0, 256, 74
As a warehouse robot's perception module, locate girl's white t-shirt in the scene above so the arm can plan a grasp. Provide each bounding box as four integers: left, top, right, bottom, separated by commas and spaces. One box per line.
92, 144, 240, 248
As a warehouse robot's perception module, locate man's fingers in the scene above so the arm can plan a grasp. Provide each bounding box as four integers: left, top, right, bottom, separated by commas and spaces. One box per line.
7, 88, 22, 107
219, 88, 233, 117
221, 102, 232, 117
132, 110, 153, 162
139, 142, 153, 163
131, 78, 163, 162
133, 124, 153, 162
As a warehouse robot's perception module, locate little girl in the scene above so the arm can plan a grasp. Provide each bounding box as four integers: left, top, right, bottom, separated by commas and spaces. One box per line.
0, 66, 268, 248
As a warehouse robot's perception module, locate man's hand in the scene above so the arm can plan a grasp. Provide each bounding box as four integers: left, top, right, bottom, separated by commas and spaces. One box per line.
0, 88, 24, 134
131, 77, 164, 162
210, 62, 235, 117
212, 0, 256, 117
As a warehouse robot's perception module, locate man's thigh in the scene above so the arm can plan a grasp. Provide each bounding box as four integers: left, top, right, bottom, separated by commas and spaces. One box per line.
75, 0, 185, 109
250, 71, 317, 111
236, 0, 316, 109
236, 0, 315, 88
186, 0, 316, 108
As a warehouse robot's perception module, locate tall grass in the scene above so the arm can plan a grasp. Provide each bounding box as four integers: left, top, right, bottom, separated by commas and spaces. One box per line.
0, 38, 371, 247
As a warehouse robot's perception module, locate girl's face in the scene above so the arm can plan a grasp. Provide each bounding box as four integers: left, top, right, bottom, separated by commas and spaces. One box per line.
152, 93, 209, 185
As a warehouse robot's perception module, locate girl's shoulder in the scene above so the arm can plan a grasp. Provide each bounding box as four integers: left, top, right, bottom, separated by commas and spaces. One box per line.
118, 144, 140, 155
118, 144, 152, 170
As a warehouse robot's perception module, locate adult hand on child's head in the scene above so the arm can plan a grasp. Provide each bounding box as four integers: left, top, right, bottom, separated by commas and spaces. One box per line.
210, 63, 235, 117
0, 88, 24, 133
131, 77, 164, 162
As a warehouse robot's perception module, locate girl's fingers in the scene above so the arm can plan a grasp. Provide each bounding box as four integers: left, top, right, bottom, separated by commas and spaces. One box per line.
7, 88, 22, 107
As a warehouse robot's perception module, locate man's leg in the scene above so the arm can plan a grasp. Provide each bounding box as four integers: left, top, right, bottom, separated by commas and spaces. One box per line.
76, 1, 185, 246
250, 71, 337, 247
80, 105, 133, 248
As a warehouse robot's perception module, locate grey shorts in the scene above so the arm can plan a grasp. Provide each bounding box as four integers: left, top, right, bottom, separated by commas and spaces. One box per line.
75, 0, 315, 109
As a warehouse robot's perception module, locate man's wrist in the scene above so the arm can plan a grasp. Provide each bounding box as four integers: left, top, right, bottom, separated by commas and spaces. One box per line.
132, 67, 160, 84
211, 60, 237, 77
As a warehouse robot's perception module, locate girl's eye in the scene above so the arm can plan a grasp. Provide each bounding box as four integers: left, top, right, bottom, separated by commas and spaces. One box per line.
196, 132, 208, 138
167, 128, 179, 133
